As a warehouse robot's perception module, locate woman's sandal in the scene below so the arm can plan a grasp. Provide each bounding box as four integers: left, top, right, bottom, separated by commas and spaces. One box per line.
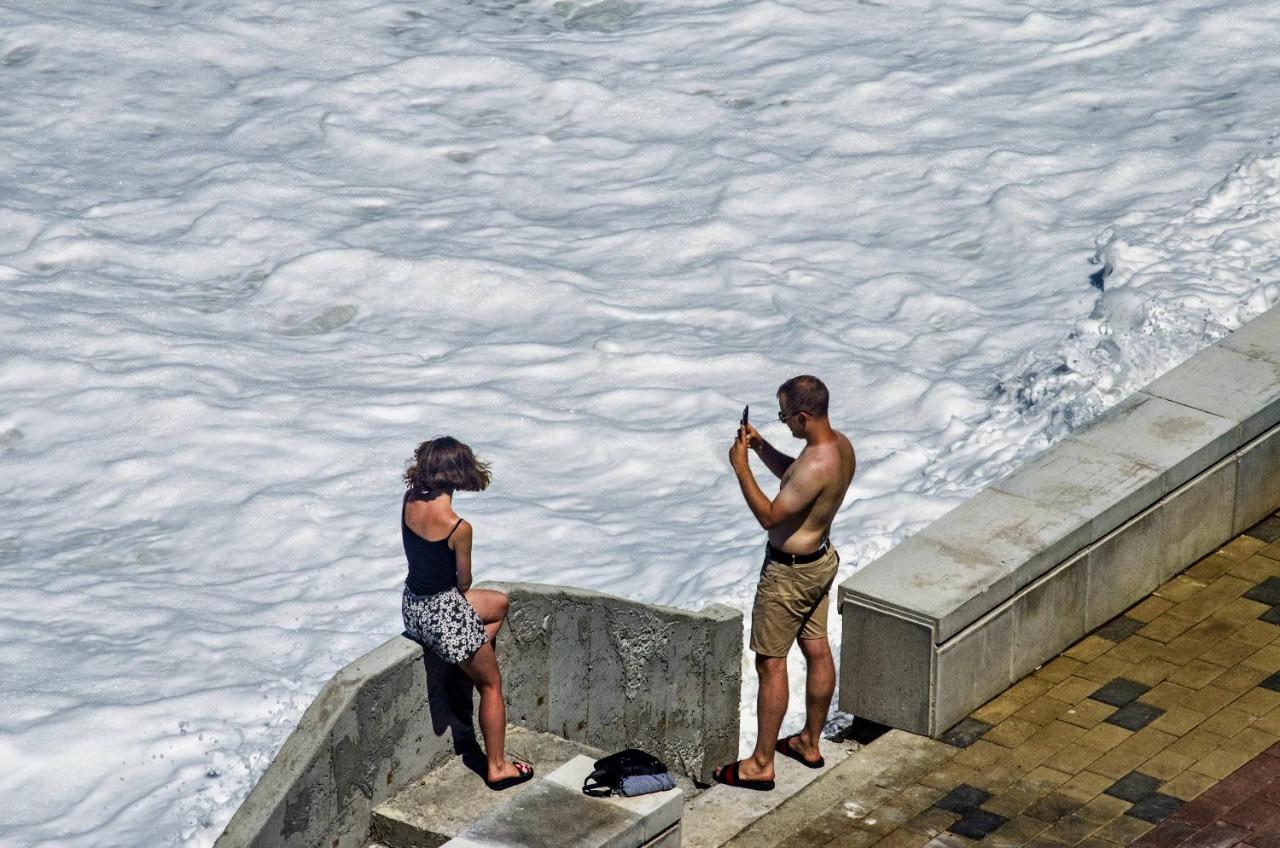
712, 759, 775, 791
775, 734, 825, 769
485, 758, 535, 791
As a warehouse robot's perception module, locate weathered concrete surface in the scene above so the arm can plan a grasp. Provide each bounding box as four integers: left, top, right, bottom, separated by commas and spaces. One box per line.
711, 731, 954, 848
371, 726, 606, 848
215, 636, 459, 848
218, 584, 739, 848
487, 581, 742, 785
839, 303, 1280, 739
441, 754, 683, 848
681, 738, 853, 848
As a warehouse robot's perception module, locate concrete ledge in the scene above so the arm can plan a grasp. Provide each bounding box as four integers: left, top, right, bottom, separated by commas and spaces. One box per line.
217, 585, 742, 848
839, 303, 1280, 736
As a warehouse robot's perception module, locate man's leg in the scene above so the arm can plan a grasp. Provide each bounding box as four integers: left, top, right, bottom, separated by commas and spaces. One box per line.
737, 652, 788, 781
790, 635, 835, 763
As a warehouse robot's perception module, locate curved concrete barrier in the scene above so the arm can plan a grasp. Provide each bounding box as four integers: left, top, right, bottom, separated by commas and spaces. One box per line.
215, 583, 742, 848
839, 304, 1280, 736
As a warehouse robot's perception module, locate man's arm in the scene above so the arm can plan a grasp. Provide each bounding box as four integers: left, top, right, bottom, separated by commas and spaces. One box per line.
733, 449, 823, 531
754, 437, 795, 480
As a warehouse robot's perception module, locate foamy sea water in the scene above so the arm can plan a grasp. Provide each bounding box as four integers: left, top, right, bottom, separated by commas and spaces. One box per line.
2, 0, 1279, 844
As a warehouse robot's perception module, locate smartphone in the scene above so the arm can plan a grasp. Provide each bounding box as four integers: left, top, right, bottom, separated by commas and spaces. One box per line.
741, 405, 749, 427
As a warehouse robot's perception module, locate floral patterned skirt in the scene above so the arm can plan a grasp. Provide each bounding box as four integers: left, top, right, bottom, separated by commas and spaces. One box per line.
401, 585, 487, 664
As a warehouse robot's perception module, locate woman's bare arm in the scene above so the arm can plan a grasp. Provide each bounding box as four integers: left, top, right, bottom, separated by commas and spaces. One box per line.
451, 521, 474, 592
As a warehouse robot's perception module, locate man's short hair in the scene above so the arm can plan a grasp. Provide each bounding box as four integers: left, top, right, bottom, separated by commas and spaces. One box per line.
777, 375, 829, 419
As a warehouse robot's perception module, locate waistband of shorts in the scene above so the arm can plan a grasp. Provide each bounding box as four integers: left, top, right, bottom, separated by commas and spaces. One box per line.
765, 538, 831, 565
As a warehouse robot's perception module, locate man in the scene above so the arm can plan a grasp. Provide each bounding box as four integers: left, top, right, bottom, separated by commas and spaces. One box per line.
714, 375, 856, 790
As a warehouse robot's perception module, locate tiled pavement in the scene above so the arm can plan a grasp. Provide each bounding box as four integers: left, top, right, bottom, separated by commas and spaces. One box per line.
785, 511, 1280, 848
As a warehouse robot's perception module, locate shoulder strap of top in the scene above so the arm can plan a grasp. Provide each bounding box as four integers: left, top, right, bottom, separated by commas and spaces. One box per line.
445, 518, 464, 541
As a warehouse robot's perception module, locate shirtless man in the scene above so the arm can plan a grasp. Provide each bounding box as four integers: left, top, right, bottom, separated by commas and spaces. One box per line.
714, 375, 856, 790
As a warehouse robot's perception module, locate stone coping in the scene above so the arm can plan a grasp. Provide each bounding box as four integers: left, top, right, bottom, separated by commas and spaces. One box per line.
840, 304, 1280, 645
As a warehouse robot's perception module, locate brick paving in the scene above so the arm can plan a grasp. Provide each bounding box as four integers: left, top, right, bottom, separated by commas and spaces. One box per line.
797, 510, 1280, 847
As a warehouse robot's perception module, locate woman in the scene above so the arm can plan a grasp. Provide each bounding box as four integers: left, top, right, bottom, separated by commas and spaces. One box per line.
400, 436, 533, 790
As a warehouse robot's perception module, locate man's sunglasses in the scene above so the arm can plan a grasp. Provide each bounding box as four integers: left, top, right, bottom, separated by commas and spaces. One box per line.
777, 410, 803, 423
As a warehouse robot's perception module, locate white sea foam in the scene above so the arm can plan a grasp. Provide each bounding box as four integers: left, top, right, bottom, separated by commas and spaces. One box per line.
2, 0, 1279, 844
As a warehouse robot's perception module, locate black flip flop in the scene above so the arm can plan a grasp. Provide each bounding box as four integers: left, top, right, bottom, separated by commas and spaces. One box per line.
485, 759, 534, 791
775, 734, 825, 769
712, 759, 775, 791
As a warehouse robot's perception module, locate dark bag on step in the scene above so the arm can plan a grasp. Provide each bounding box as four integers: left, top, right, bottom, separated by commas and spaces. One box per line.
582, 748, 676, 798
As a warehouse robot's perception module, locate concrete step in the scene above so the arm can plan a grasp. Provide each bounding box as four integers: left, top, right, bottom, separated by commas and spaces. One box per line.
371, 726, 607, 848
442, 755, 683, 848
680, 738, 858, 848
694, 730, 956, 848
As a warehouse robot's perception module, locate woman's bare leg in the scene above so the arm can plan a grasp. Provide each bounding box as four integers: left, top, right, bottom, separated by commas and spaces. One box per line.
465, 588, 509, 643
456, 640, 522, 783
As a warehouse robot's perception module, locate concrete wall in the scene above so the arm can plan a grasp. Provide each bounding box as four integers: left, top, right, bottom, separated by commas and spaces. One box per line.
215, 584, 742, 848
492, 582, 743, 785
839, 303, 1280, 737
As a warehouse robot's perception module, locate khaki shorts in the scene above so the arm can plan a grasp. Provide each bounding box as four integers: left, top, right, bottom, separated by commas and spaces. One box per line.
750, 543, 840, 657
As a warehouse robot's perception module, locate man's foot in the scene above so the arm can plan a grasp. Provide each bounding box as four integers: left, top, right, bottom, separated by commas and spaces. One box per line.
775, 734, 825, 769
485, 759, 534, 791
712, 759, 775, 791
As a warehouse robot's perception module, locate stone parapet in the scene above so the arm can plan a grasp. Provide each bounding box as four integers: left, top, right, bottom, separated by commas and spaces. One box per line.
839, 304, 1280, 736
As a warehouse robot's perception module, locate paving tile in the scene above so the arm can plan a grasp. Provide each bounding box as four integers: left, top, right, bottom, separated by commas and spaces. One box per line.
932, 784, 992, 816
1221, 538, 1269, 563
823, 828, 881, 848
1220, 795, 1280, 828
1091, 678, 1151, 707
1137, 614, 1196, 644
1160, 769, 1218, 801
1236, 619, 1280, 647
1169, 728, 1231, 760
868, 830, 931, 848
1010, 741, 1061, 772
1043, 812, 1103, 844
893, 784, 949, 818
1013, 695, 1074, 727
1227, 727, 1280, 760
1079, 722, 1133, 752
1106, 636, 1164, 665
1168, 660, 1228, 689
1141, 680, 1199, 711
941, 718, 992, 749
1261, 605, 1280, 626
1127, 596, 1177, 623
1095, 616, 1147, 643
985, 718, 1042, 749
950, 739, 1005, 769
1132, 819, 1200, 848
1189, 747, 1255, 780
1235, 688, 1280, 718
1106, 702, 1166, 732
1243, 644, 1280, 671
1104, 771, 1162, 803
971, 695, 1025, 727
1091, 813, 1154, 844
1257, 706, 1280, 735
1066, 636, 1116, 663
1124, 658, 1181, 689
1199, 706, 1257, 737
946, 808, 1008, 840
1035, 656, 1086, 684
1260, 672, 1280, 693
985, 815, 1050, 846
1060, 699, 1119, 729
1157, 575, 1210, 603
1245, 577, 1280, 606
1123, 791, 1182, 823
1229, 555, 1280, 583
1057, 770, 1115, 803
1024, 792, 1082, 823
1022, 766, 1073, 795
981, 785, 1042, 819
919, 762, 982, 792
1209, 665, 1271, 693
1180, 686, 1241, 717
1210, 595, 1274, 626
1173, 821, 1249, 848
1090, 747, 1153, 781
1079, 655, 1136, 684
1139, 748, 1196, 782
1199, 637, 1259, 668
1169, 796, 1230, 828
1188, 553, 1241, 581
901, 807, 961, 838
1045, 743, 1103, 776
1148, 704, 1206, 736
920, 832, 977, 848
1076, 792, 1132, 823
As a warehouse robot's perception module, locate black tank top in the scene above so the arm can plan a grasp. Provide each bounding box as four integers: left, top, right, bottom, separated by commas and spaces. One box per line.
402, 493, 464, 595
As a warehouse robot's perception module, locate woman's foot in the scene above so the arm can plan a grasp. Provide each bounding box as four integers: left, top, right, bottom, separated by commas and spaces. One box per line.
485, 759, 534, 791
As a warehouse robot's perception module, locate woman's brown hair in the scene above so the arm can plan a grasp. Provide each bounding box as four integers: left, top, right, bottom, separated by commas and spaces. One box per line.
404, 436, 491, 495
